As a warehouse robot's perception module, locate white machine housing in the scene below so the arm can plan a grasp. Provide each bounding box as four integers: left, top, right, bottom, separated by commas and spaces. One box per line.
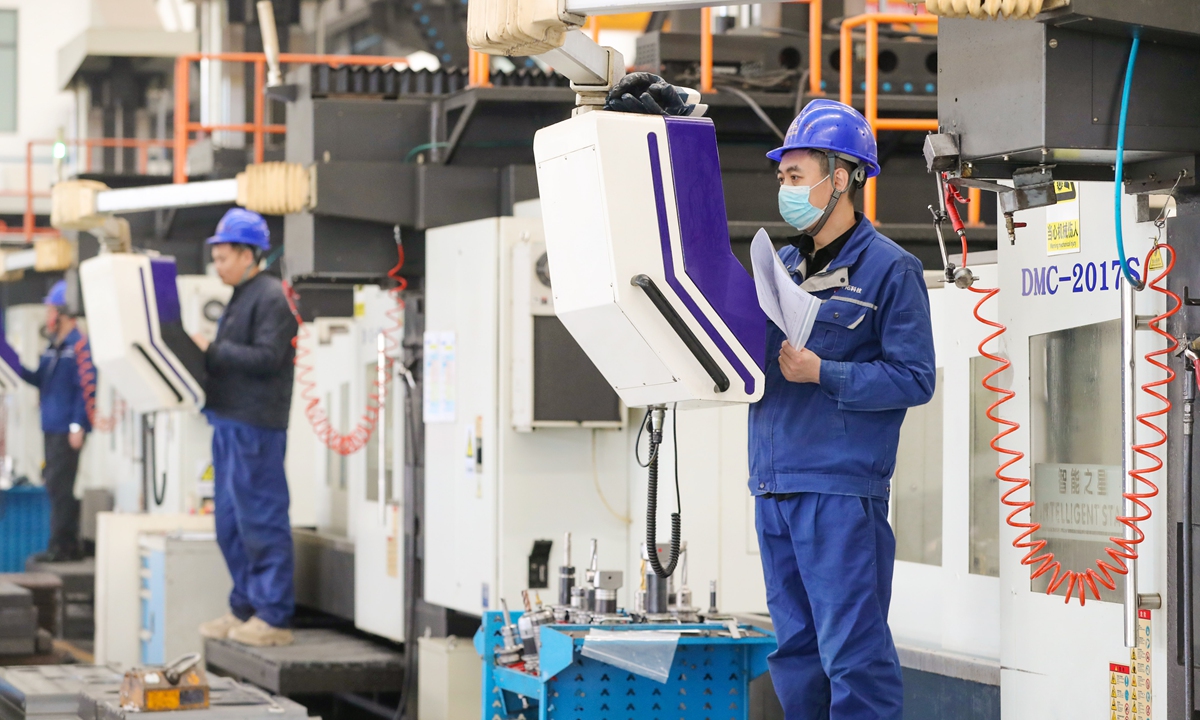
284, 285, 408, 642
80, 253, 207, 413
423, 214, 631, 614
534, 111, 767, 409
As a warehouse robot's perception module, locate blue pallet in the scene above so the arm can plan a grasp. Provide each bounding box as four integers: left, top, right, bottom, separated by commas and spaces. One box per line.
0, 486, 49, 572
476, 611, 776, 720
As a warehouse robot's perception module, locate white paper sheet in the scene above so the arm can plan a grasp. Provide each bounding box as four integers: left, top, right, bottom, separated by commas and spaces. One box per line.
750, 228, 821, 349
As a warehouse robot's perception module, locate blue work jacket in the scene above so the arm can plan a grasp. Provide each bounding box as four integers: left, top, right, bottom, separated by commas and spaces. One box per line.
748, 217, 936, 500
19, 326, 91, 435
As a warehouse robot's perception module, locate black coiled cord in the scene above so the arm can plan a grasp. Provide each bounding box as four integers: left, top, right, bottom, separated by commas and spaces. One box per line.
645, 408, 681, 579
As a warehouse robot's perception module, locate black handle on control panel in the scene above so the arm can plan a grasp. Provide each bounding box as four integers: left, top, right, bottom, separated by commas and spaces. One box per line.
630, 274, 729, 393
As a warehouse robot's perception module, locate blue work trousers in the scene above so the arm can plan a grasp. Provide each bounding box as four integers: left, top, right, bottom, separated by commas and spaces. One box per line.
211, 419, 295, 628
756, 492, 903, 720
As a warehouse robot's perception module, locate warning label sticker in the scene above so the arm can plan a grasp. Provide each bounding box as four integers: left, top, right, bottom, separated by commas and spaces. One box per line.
1047, 182, 1081, 256
1148, 248, 1164, 272
1109, 613, 1152, 719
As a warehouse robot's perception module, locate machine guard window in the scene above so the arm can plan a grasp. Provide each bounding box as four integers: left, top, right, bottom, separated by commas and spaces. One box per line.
970, 356, 1000, 578
366, 362, 394, 502
1029, 319, 1124, 602
893, 368, 944, 567
0, 11, 16, 133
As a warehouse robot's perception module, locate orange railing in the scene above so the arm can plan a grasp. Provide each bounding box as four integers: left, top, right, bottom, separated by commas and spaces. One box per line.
173, 52, 409, 183
795, 0, 823, 97
839, 12, 939, 222
469, 49, 492, 87
23, 137, 174, 241
700, 0, 823, 96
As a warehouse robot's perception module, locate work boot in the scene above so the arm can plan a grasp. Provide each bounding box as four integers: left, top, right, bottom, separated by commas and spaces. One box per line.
198, 613, 245, 640
227, 617, 294, 647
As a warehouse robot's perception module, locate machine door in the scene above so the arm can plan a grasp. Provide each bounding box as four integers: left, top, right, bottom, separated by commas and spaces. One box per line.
352, 285, 406, 642
998, 183, 1164, 719
887, 264, 1003, 663
311, 318, 357, 537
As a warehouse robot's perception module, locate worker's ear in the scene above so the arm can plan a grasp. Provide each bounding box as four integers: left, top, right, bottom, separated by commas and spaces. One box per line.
833, 166, 851, 194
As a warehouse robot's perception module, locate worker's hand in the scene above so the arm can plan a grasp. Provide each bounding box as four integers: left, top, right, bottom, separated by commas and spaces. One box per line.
604, 72, 705, 117
191, 333, 211, 352
68, 429, 84, 451
779, 341, 821, 384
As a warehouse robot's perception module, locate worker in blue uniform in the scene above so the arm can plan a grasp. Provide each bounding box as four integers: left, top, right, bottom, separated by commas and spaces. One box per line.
194, 208, 298, 647
601, 79, 932, 715
750, 100, 936, 719
19, 280, 91, 562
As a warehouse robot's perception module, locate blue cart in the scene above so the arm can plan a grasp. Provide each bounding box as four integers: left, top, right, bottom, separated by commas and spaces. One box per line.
475, 611, 776, 720
0, 486, 49, 572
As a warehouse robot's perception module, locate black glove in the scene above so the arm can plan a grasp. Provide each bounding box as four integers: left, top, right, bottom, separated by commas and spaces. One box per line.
604, 72, 693, 116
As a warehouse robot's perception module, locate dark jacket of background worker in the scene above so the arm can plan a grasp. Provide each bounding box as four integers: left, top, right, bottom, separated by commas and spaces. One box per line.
18, 279, 91, 562
194, 208, 298, 648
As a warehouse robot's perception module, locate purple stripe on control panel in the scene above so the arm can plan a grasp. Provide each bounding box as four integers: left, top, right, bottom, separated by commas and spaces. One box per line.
647, 131, 757, 396
663, 116, 766, 375
150, 257, 182, 325
140, 266, 199, 405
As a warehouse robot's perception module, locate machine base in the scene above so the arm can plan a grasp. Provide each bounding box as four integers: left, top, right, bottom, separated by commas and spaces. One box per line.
203, 629, 404, 696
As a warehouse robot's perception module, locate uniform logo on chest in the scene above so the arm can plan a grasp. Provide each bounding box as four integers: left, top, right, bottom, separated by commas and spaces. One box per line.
845, 285, 864, 294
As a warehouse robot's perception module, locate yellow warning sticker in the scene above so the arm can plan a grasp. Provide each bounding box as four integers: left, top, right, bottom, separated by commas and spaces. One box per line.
1047, 219, 1081, 254
1046, 182, 1081, 256
1148, 248, 1164, 271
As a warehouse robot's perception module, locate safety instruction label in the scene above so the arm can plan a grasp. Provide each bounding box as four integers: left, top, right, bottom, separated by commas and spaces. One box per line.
1031, 463, 1123, 540
422, 331, 456, 424
1109, 610, 1152, 720
1046, 182, 1081, 256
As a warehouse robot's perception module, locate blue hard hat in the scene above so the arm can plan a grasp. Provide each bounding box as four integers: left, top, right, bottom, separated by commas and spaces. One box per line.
206, 208, 270, 252
44, 280, 67, 307
767, 99, 880, 178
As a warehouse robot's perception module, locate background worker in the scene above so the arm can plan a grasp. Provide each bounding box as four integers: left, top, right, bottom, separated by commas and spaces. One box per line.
750, 100, 937, 719
18, 279, 91, 563
193, 208, 299, 648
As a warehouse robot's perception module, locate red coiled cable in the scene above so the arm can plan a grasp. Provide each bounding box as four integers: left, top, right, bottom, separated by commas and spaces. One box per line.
282, 246, 407, 456
73, 336, 121, 432
948, 183, 1177, 606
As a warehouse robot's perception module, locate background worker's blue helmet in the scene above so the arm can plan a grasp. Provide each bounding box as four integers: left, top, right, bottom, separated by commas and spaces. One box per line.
766, 99, 880, 178
206, 208, 270, 252
44, 280, 68, 307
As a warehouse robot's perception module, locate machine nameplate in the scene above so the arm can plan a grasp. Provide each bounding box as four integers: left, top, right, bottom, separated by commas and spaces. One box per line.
1020, 258, 1142, 297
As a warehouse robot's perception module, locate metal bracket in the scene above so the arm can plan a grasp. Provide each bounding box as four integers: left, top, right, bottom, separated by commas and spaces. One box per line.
435, 93, 480, 165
